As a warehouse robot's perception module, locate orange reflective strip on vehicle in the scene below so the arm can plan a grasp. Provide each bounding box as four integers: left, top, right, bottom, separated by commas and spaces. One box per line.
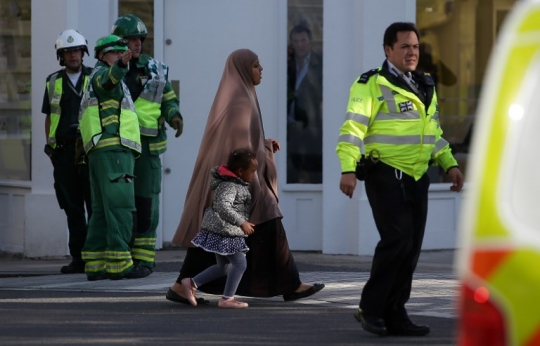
525, 327, 540, 346
472, 249, 512, 279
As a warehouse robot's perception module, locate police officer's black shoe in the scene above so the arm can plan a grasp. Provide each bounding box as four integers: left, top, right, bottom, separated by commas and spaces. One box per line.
124, 264, 152, 279
385, 319, 430, 336
60, 260, 85, 274
354, 309, 387, 336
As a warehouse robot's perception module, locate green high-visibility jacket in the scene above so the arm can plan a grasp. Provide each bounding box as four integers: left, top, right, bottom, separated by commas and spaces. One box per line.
132, 54, 182, 155
79, 61, 141, 154
336, 63, 457, 181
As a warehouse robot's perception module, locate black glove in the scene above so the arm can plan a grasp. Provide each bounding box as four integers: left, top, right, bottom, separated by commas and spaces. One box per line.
170, 115, 183, 138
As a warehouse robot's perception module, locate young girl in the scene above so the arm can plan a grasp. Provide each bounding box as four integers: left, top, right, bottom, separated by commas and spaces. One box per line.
182, 149, 257, 308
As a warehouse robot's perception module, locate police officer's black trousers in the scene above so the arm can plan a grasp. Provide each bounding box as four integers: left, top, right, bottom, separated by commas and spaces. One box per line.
52, 143, 92, 261
359, 162, 430, 323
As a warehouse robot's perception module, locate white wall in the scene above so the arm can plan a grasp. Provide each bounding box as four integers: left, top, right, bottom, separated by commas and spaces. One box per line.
0, 185, 26, 253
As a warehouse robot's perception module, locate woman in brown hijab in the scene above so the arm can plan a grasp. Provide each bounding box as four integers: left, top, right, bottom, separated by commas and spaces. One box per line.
166, 49, 324, 304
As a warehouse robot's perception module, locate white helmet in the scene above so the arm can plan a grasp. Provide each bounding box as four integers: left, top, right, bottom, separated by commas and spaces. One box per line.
55, 29, 89, 66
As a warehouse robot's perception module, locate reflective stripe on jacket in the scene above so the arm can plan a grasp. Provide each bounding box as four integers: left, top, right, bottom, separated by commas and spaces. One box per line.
336, 66, 457, 180
79, 64, 141, 154
134, 57, 168, 137
132, 55, 181, 155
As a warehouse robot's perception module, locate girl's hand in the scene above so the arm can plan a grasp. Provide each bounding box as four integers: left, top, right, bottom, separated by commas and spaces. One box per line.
240, 221, 255, 235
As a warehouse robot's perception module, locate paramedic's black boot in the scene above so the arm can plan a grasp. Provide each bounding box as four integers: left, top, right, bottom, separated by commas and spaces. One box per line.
124, 264, 152, 279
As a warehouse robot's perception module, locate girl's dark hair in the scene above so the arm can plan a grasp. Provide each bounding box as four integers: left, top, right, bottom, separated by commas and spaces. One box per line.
227, 148, 256, 172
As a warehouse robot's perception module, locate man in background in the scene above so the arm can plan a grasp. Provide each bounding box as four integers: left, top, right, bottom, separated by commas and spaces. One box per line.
287, 24, 323, 184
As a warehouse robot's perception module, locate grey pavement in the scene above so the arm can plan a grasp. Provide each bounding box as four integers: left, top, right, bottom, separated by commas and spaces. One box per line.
0, 249, 458, 317
0, 249, 459, 345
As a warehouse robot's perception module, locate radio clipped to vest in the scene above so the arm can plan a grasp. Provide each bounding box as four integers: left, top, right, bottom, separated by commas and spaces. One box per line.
355, 149, 380, 181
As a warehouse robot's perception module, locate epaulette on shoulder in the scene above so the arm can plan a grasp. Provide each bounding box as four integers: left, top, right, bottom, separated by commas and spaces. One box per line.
421, 72, 435, 86
358, 68, 379, 84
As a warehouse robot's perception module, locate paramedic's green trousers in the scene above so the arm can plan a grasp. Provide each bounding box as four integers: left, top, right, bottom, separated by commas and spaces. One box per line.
82, 148, 136, 279
133, 137, 161, 269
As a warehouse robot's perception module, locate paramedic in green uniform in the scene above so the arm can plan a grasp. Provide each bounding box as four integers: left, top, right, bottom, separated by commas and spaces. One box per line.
111, 14, 184, 270
79, 35, 150, 281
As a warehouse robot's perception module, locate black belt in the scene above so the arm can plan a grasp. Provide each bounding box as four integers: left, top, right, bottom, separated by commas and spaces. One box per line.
55, 140, 77, 148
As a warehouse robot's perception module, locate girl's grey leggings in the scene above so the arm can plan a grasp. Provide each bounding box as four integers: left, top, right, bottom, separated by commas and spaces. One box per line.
192, 252, 247, 298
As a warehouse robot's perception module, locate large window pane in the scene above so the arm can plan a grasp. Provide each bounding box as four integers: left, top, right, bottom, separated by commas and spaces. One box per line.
416, 0, 516, 183
287, 0, 323, 184
0, 0, 31, 181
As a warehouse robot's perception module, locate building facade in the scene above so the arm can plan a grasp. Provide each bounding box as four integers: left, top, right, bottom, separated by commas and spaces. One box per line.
0, 0, 515, 257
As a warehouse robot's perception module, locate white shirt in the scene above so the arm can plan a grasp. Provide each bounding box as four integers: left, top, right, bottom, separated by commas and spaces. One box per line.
387, 60, 419, 93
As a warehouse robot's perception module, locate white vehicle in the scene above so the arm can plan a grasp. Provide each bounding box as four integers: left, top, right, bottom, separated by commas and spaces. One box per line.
456, 0, 540, 345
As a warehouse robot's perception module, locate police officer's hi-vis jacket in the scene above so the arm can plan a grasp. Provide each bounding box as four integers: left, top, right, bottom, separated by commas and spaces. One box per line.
46, 67, 91, 148
336, 61, 457, 180
132, 54, 181, 155
79, 61, 141, 154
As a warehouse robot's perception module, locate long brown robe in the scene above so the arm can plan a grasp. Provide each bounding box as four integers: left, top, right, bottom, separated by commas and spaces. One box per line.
172, 49, 301, 297
172, 49, 281, 247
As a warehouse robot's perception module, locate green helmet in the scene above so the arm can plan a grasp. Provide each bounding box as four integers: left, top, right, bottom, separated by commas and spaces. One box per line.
111, 14, 147, 41
94, 35, 128, 59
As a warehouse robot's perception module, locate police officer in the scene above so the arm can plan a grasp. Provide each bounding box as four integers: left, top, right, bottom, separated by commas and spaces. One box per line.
42, 29, 92, 274
111, 14, 183, 271
336, 22, 464, 336
79, 35, 149, 281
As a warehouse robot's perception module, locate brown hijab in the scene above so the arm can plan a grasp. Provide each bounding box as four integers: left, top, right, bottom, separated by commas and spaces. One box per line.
172, 49, 282, 247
